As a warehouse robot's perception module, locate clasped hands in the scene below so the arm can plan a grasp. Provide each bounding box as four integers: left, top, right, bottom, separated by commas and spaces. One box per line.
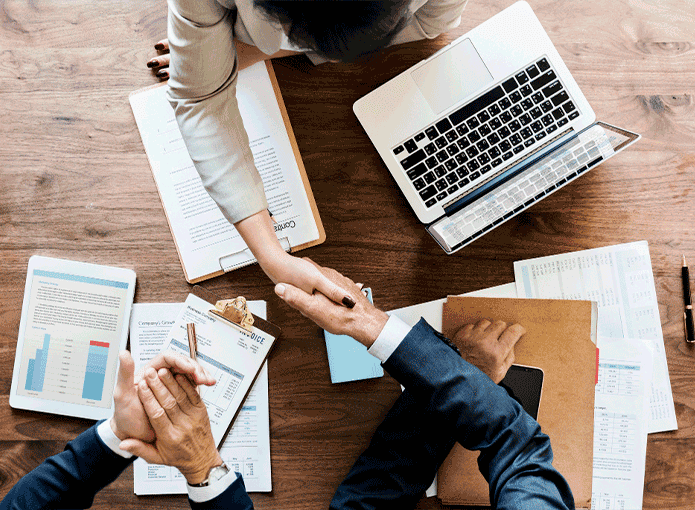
109, 351, 223, 485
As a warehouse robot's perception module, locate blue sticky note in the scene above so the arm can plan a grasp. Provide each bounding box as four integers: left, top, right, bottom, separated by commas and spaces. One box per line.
324, 288, 384, 384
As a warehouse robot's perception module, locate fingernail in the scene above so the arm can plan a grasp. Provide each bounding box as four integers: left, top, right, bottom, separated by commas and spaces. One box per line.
146, 368, 156, 379
154, 43, 165, 50
275, 283, 286, 297
342, 296, 356, 308
156, 69, 169, 79
147, 59, 158, 68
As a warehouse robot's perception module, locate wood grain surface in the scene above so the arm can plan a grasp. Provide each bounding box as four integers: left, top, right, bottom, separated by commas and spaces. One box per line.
1, 0, 694, 508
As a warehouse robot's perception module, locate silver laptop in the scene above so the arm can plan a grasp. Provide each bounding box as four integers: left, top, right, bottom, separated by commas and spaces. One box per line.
353, 1, 639, 254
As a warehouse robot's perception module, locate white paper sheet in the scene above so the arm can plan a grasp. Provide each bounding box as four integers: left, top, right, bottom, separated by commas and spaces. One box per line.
513, 241, 677, 433
592, 336, 653, 510
387, 282, 519, 498
128, 301, 272, 494
129, 62, 320, 281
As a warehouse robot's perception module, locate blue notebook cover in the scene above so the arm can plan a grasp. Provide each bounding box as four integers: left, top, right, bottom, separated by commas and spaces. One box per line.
324, 288, 384, 384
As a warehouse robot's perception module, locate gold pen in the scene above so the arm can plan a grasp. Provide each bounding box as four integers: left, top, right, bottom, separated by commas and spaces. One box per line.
186, 323, 200, 393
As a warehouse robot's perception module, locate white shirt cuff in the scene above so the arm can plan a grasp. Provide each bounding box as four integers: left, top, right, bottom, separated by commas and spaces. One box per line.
367, 315, 412, 362
187, 469, 239, 503
96, 419, 134, 459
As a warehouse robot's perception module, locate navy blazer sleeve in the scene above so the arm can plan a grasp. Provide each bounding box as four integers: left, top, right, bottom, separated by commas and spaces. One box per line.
0, 421, 134, 510
331, 318, 575, 510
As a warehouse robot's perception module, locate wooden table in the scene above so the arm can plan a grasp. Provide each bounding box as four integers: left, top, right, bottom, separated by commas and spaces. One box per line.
1, 0, 693, 508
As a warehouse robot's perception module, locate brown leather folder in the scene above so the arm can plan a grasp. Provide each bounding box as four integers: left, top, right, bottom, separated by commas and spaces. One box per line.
437, 296, 597, 509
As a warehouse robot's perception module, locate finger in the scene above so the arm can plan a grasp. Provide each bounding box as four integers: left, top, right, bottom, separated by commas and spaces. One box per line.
355, 282, 364, 290
116, 351, 135, 390
487, 320, 509, 340
154, 38, 169, 52
156, 68, 169, 80
120, 438, 164, 465
145, 368, 183, 422
476, 319, 493, 332
454, 323, 476, 340
158, 368, 195, 414
313, 270, 358, 309
498, 324, 526, 355
275, 282, 321, 319
138, 379, 173, 434
175, 374, 203, 406
146, 54, 170, 69
149, 351, 216, 386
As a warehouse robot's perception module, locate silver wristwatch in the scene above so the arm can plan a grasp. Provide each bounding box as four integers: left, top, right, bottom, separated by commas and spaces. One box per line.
189, 462, 230, 487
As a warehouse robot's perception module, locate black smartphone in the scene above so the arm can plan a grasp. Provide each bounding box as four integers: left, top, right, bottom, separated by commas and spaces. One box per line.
499, 364, 544, 420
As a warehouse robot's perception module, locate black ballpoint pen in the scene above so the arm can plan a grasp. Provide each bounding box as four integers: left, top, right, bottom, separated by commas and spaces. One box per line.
682, 255, 695, 343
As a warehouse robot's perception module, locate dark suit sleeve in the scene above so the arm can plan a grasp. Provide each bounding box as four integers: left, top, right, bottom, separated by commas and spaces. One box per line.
330, 318, 575, 510
188, 474, 254, 509
0, 421, 134, 510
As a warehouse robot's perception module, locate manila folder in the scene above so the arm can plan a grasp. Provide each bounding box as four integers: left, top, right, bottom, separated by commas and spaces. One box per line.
437, 296, 597, 509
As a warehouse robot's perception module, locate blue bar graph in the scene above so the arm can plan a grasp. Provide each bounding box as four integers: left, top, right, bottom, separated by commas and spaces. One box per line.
82, 341, 109, 401
25, 334, 51, 392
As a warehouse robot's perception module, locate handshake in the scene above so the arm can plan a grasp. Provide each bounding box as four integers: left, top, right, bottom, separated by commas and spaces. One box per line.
109, 350, 223, 485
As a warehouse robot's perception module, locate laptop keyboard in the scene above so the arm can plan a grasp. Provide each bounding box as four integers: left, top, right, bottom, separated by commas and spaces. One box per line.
392, 57, 580, 209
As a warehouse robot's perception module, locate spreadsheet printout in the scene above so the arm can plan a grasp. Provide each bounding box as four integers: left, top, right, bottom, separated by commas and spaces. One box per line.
514, 241, 677, 433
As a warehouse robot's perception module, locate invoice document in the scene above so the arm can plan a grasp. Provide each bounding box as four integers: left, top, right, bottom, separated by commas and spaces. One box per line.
129, 301, 272, 494
513, 241, 677, 433
129, 62, 322, 282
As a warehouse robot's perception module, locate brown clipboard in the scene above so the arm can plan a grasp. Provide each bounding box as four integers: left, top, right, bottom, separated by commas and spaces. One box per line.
129, 60, 326, 284
190, 285, 281, 448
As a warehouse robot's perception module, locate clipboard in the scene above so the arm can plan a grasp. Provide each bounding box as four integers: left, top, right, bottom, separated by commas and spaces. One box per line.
190, 286, 281, 447
129, 60, 326, 284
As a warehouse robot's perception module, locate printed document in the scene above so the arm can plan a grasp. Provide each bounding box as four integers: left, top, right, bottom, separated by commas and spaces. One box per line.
513, 241, 677, 433
592, 336, 652, 510
129, 62, 320, 281
129, 301, 272, 494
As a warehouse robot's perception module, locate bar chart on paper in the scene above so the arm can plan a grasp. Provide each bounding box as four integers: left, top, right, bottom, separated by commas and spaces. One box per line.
22, 332, 111, 404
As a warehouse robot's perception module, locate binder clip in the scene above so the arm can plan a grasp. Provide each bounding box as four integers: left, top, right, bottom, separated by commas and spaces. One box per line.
209, 297, 255, 332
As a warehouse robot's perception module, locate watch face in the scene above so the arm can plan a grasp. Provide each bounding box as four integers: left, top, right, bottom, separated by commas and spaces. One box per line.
209, 464, 229, 482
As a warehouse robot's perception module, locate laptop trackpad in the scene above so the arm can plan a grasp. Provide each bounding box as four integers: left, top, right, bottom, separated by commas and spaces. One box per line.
411, 39, 494, 115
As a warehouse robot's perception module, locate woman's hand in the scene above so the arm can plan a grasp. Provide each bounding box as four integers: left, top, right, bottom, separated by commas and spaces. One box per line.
146, 39, 170, 80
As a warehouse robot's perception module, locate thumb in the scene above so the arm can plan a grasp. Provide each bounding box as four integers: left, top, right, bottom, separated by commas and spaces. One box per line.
120, 438, 163, 464
118, 351, 135, 387
275, 282, 314, 314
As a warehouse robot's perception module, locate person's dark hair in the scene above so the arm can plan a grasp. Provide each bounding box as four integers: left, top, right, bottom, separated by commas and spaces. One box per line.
253, 0, 412, 62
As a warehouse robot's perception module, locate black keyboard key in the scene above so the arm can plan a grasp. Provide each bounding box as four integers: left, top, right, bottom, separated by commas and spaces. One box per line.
399, 149, 426, 170
530, 107, 542, 119
531, 69, 557, 91
478, 153, 491, 165
499, 97, 512, 110
404, 139, 417, 153
532, 92, 544, 104
425, 197, 437, 207
520, 84, 533, 97
424, 172, 436, 184
489, 146, 501, 158
436, 150, 448, 162
543, 80, 563, 98
425, 156, 437, 169
435, 179, 448, 191
457, 137, 470, 150
513, 145, 525, 154
467, 160, 480, 172
435, 165, 447, 177
521, 98, 534, 111
541, 114, 554, 126
420, 185, 436, 200
509, 120, 522, 132
551, 108, 564, 120
500, 140, 512, 152
446, 144, 459, 156
502, 77, 518, 93
415, 132, 426, 142
466, 117, 480, 130
436, 118, 452, 133
488, 104, 501, 116
413, 178, 426, 190
446, 172, 459, 184
479, 124, 492, 137
520, 113, 532, 126
459, 177, 470, 186
468, 131, 481, 143
521, 127, 533, 139
515, 71, 529, 85
448, 183, 459, 193
393, 145, 404, 155
445, 159, 458, 171
455, 153, 468, 165
531, 120, 543, 133
476, 139, 490, 152
526, 64, 540, 78
537, 58, 550, 71
425, 126, 438, 140
558, 118, 569, 126
510, 91, 523, 103
445, 130, 459, 142
551, 91, 569, 107
524, 138, 535, 147
491, 157, 502, 167
564, 101, 576, 113
480, 164, 492, 174
534, 132, 546, 141
502, 151, 514, 161
569, 111, 580, 120
541, 100, 554, 113
449, 85, 505, 126
456, 167, 469, 178
470, 170, 481, 180
435, 136, 448, 149
511, 105, 523, 117
487, 132, 501, 146
489, 117, 502, 130
546, 124, 558, 134
456, 125, 469, 136
407, 162, 428, 180
424, 142, 437, 155
510, 133, 522, 146
478, 111, 491, 123
436, 191, 448, 201
466, 146, 479, 158
500, 111, 513, 123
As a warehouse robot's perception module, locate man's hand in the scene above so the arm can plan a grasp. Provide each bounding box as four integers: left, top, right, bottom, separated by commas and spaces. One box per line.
110, 351, 216, 442
453, 320, 525, 384
274, 259, 389, 348
119, 368, 223, 485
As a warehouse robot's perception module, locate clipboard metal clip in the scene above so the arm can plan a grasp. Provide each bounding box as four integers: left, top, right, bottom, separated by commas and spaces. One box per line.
209, 297, 255, 332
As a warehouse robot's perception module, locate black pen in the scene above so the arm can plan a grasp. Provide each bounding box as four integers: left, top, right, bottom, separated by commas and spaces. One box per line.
683, 255, 694, 343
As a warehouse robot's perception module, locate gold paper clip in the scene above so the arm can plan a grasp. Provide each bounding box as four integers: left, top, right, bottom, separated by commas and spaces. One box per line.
209, 297, 255, 332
